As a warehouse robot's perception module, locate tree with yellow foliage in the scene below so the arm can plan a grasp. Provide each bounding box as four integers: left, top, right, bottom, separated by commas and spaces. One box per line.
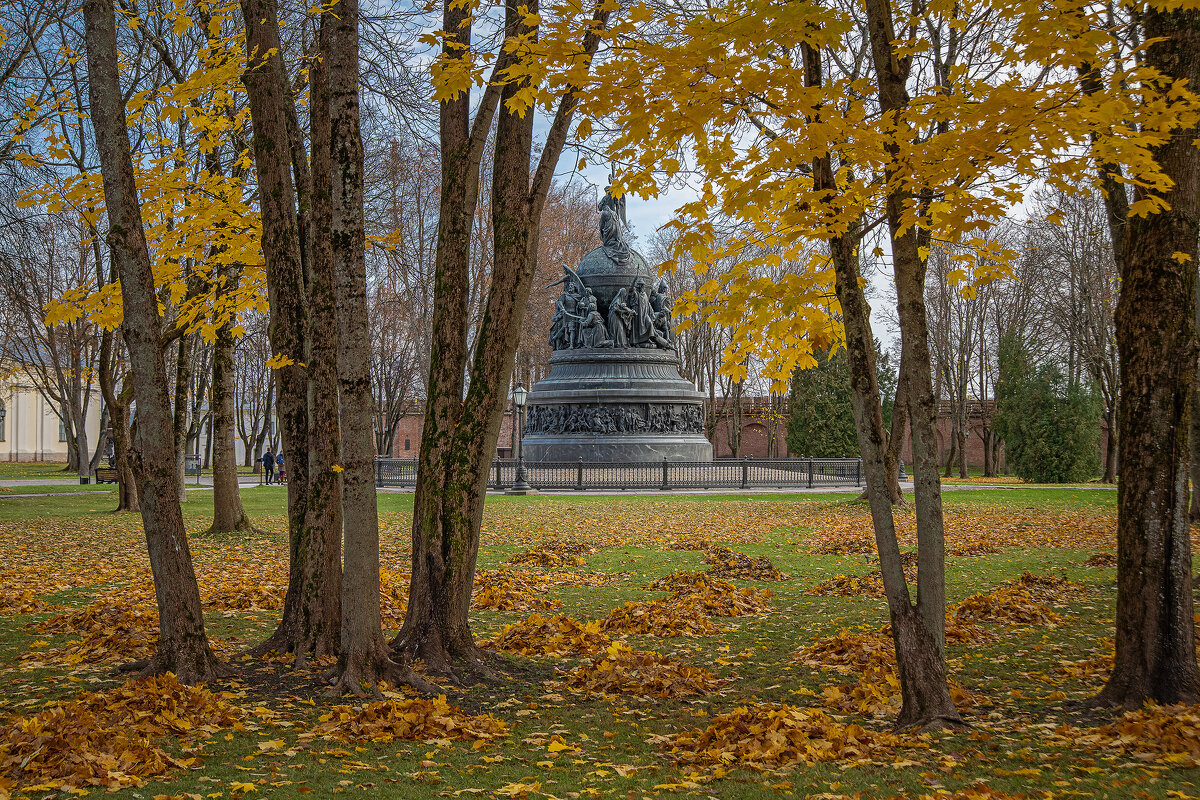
592, 0, 1200, 725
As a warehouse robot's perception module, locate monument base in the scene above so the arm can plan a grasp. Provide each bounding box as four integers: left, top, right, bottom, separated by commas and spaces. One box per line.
524, 348, 713, 463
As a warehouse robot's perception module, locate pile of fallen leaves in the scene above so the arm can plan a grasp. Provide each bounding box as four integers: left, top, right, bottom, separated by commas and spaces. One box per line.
821, 665, 979, 719
482, 613, 610, 657
201, 579, 285, 612
954, 585, 1061, 627
1066, 703, 1200, 766
380, 570, 410, 630
808, 573, 886, 598
679, 584, 773, 617
472, 570, 563, 612
999, 572, 1081, 605
562, 642, 725, 698
505, 541, 595, 569
306, 695, 508, 744
647, 570, 729, 594
1083, 552, 1116, 568
702, 545, 788, 581
0, 674, 244, 794
663, 703, 899, 768
0, 586, 52, 615
796, 630, 894, 674
26, 600, 158, 667
599, 597, 720, 637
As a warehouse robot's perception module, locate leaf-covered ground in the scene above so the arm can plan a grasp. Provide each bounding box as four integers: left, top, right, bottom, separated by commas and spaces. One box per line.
0, 486, 1196, 799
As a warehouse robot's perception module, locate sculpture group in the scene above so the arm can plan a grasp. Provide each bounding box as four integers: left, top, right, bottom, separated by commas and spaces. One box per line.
548, 275, 673, 351
546, 184, 675, 352
525, 402, 705, 435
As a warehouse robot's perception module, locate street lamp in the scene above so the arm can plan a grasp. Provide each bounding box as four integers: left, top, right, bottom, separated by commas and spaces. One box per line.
509, 382, 533, 493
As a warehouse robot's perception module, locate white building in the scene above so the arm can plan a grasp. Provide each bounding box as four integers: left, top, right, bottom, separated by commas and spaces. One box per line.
0, 374, 103, 463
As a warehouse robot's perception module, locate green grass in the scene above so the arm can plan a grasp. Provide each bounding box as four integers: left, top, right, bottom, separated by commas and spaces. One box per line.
0, 486, 1189, 799
0, 462, 78, 479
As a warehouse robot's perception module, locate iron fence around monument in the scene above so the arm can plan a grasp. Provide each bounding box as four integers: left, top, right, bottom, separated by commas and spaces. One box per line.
375, 456, 864, 491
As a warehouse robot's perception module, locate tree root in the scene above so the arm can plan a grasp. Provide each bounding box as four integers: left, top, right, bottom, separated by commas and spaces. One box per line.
136, 646, 232, 685
325, 651, 438, 698
196, 517, 268, 537
895, 714, 968, 733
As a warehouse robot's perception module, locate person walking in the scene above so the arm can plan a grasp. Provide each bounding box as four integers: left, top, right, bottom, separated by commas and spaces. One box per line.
261, 449, 275, 484
276, 452, 286, 485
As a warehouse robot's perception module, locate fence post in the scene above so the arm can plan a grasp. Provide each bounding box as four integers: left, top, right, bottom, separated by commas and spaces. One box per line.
741, 457, 748, 490
576, 458, 584, 491
661, 457, 670, 491
808, 457, 814, 488
856, 459, 862, 487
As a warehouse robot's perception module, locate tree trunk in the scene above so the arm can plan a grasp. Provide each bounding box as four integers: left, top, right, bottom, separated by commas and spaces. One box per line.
293, 20, 343, 663
942, 429, 956, 479
241, 0, 343, 666
1191, 273, 1200, 519
863, 0, 949, 661
881, 365, 908, 503
173, 331, 193, 503
804, 40, 960, 732
1095, 3, 1200, 708
956, 424, 967, 479
393, 0, 609, 680
325, 1, 419, 694
210, 282, 250, 533
82, 0, 223, 682
1105, 404, 1119, 485
99, 328, 139, 512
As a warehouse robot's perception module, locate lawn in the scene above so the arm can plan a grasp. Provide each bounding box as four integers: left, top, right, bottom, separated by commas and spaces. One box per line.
0, 485, 1195, 799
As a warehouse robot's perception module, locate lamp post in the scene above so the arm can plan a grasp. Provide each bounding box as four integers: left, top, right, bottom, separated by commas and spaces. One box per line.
508, 382, 534, 494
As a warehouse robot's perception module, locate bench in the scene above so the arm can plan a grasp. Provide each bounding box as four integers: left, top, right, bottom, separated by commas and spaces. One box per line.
95, 468, 120, 484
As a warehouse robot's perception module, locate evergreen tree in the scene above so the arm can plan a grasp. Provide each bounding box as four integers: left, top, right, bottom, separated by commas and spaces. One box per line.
995, 334, 1102, 483
787, 346, 858, 457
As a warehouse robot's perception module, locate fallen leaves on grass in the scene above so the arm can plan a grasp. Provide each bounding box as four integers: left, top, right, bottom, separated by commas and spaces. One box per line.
999, 572, 1081, 605
505, 541, 595, 569
25, 599, 158, 667
562, 642, 724, 698
1067, 703, 1200, 766
306, 695, 508, 744
0, 673, 244, 794
796, 630, 894, 674
808, 573, 886, 598
0, 587, 52, 615
954, 586, 1061, 627
472, 570, 563, 612
599, 597, 720, 637
647, 570, 728, 593
821, 665, 979, 719
702, 546, 787, 581
483, 613, 611, 657
682, 584, 773, 617
647, 571, 773, 616
1053, 639, 1113, 683
662, 703, 900, 768
1083, 552, 1116, 568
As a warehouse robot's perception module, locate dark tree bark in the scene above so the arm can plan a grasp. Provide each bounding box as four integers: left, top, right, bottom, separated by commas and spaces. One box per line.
392, 0, 610, 680
863, 0, 949, 661
173, 331, 194, 503
803, 40, 961, 732
99, 326, 138, 512
241, 0, 336, 663
1094, 4, 1200, 708
324, 1, 424, 694
1191, 272, 1200, 518
210, 274, 250, 533
82, 0, 224, 682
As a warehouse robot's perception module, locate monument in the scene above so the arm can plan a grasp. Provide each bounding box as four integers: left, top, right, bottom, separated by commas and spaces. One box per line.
521, 185, 714, 463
